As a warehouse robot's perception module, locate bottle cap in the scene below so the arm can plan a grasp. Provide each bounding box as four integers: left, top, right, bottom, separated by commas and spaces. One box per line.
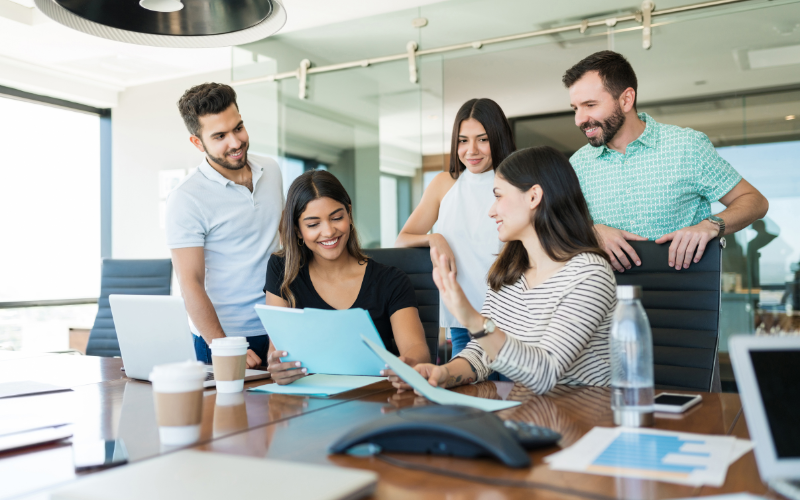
617, 285, 642, 300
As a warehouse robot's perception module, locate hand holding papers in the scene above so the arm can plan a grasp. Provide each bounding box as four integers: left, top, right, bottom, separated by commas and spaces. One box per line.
255, 305, 386, 376
361, 336, 520, 412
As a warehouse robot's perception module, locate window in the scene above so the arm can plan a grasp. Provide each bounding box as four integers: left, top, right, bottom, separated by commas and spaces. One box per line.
0, 96, 102, 302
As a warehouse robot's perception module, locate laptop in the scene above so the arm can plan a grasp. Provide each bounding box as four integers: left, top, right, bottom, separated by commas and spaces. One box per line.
729, 335, 800, 500
109, 295, 270, 388
50, 449, 376, 500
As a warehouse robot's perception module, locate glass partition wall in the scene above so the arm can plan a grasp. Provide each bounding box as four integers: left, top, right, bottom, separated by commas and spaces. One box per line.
233, 0, 800, 364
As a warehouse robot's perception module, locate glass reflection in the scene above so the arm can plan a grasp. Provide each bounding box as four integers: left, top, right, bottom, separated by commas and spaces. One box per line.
213, 392, 248, 438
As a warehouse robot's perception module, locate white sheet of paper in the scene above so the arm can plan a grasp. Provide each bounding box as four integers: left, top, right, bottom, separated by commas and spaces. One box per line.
0, 381, 71, 399
0, 425, 73, 453
548, 426, 737, 487
728, 438, 755, 464
249, 375, 386, 397
361, 336, 521, 412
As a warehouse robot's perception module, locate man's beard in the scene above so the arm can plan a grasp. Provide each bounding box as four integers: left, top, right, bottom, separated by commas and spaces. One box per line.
581, 104, 625, 147
204, 141, 249, 170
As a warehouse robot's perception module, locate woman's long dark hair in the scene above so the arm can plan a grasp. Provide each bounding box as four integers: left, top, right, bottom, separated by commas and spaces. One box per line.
487, 146, 608, 291
275, 170, 368, 307
449, 98, 516, 179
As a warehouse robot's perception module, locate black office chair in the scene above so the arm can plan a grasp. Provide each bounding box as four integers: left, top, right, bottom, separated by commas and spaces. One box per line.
614, 238, 723, 392
363, 248, 441, 364
86, 259, 173, 357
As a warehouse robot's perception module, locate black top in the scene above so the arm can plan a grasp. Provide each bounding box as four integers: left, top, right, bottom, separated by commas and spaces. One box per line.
264, 255, 418, 355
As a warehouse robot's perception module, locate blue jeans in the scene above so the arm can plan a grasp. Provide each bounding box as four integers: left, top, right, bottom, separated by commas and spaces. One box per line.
193, 334, 270, 366
449, 327, 511, 382
449, 327, 471, 359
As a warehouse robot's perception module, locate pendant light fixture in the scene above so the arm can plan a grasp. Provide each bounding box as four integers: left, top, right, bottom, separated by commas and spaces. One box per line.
33, 0, 286, 48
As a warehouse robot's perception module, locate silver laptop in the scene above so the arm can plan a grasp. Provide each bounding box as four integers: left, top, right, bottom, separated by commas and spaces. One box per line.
729, 335, 800, 500
109, 295, 270, 387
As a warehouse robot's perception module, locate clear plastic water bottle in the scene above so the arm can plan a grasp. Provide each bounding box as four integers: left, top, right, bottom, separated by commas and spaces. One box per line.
611, 285, 654, 427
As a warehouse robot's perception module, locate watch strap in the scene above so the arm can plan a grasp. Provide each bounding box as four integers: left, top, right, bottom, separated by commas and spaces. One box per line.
706, 215, 725, 238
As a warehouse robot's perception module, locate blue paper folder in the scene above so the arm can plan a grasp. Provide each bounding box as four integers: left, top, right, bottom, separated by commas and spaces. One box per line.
254, 305, 387, 376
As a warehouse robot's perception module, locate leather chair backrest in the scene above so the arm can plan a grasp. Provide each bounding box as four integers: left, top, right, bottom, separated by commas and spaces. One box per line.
86, 259, 173, 357
363, 248, 440, 364
614, 239, 722, 391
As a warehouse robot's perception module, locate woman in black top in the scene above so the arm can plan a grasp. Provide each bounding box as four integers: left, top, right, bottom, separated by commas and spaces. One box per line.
264, 170, 430, 385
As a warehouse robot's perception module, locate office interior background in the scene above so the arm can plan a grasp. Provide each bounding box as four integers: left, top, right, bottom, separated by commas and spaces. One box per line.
1, 0, 799, 387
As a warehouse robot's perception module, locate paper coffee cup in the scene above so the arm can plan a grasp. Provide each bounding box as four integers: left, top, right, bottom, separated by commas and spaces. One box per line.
213, 392, 248, 438
210, 337, 249, 393
149, 361, 207, 445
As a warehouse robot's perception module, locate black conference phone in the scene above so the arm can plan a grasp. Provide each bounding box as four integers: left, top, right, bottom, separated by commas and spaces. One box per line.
329, 405, 561, 468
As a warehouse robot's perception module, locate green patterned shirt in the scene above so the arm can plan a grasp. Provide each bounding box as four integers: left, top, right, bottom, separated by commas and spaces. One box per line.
569, 113, 742, 240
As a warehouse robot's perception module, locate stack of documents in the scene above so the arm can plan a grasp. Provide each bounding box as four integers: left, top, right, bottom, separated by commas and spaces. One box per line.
0, 381, 72, 399
0, 414, 72, 452
546, 427, 754, 487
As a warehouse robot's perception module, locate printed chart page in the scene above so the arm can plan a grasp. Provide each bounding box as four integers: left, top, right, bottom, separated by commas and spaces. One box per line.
548, 427, 737, 486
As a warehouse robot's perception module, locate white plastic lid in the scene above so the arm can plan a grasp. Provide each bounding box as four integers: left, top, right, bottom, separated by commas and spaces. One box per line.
210, 337, 249, 347
149, 360, 207, 383
617, 285, 642, 300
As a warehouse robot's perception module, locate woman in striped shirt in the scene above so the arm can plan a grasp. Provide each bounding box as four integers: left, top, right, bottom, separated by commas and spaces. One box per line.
387, 146, 616, 394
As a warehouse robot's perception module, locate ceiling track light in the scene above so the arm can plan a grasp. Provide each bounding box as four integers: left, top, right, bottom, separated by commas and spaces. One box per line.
33, 0, 286, 48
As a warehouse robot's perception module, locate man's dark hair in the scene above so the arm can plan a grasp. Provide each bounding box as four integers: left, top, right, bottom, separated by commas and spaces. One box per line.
562, 51, 638, 108
177, 83, 238, 137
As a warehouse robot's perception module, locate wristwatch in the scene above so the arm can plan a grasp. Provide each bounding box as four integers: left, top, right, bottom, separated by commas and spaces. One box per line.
468, 317, 496, 340
705, 215, 726, 238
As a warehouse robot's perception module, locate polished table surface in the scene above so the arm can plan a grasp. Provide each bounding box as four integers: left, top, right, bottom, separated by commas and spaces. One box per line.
0, 355, 772, 500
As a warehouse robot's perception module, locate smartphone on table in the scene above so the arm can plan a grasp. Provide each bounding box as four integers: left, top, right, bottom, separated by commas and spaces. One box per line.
653, 393, 703, 413
72, 439, 128, 472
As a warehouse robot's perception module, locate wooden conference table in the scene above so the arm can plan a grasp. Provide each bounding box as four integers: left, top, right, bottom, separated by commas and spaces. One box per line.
0, 354, 771, 500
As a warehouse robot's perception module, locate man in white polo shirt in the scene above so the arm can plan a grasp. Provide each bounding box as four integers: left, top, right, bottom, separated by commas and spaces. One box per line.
166, 83, 283, 368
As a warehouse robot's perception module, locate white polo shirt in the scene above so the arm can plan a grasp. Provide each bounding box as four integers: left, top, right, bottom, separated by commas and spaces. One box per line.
165, 154, 283, 337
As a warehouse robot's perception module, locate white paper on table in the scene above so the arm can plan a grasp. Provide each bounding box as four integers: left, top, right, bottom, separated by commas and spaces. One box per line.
0, 381, 71, 399
728, 439, 755, 464
0, 414, 72, 437
0, 425, 73, 453
361, 336, 521, 412
249, 374, 385, 397
547, 436, 753, 466
548, 426, 737, 487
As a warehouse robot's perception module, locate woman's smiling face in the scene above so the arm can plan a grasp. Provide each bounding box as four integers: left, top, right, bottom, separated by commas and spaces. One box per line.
489, 174, 538, 243
297, 196, 352, 261
457, 118, 492, 174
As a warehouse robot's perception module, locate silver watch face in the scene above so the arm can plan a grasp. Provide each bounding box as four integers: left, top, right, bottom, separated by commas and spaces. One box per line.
484, 318, 496, 333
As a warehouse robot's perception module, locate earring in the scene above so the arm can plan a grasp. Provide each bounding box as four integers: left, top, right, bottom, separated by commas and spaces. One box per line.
299, 238, 304, 246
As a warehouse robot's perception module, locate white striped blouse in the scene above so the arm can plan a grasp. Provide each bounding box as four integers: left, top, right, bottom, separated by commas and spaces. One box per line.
456, 252, 616, 394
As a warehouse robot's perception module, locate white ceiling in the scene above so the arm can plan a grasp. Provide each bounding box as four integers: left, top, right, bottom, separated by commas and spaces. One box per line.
0, 0, 445, 107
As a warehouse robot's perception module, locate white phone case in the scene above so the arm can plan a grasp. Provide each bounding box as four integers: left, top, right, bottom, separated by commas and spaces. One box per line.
653, 393, 703, 413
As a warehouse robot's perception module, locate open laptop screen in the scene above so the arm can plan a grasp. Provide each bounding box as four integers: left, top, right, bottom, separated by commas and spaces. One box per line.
750, 350, 800, 459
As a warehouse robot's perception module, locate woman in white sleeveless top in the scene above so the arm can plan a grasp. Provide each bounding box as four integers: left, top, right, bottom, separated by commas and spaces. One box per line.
395, 98, 516, 359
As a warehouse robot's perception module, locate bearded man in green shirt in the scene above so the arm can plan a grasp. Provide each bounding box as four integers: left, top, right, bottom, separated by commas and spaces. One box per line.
563, 51, 768, 273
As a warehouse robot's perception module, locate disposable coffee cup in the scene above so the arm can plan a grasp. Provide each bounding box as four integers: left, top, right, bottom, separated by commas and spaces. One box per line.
213, 392, 248, 438
149, 361, 207, 445
210, 336, 249, 393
